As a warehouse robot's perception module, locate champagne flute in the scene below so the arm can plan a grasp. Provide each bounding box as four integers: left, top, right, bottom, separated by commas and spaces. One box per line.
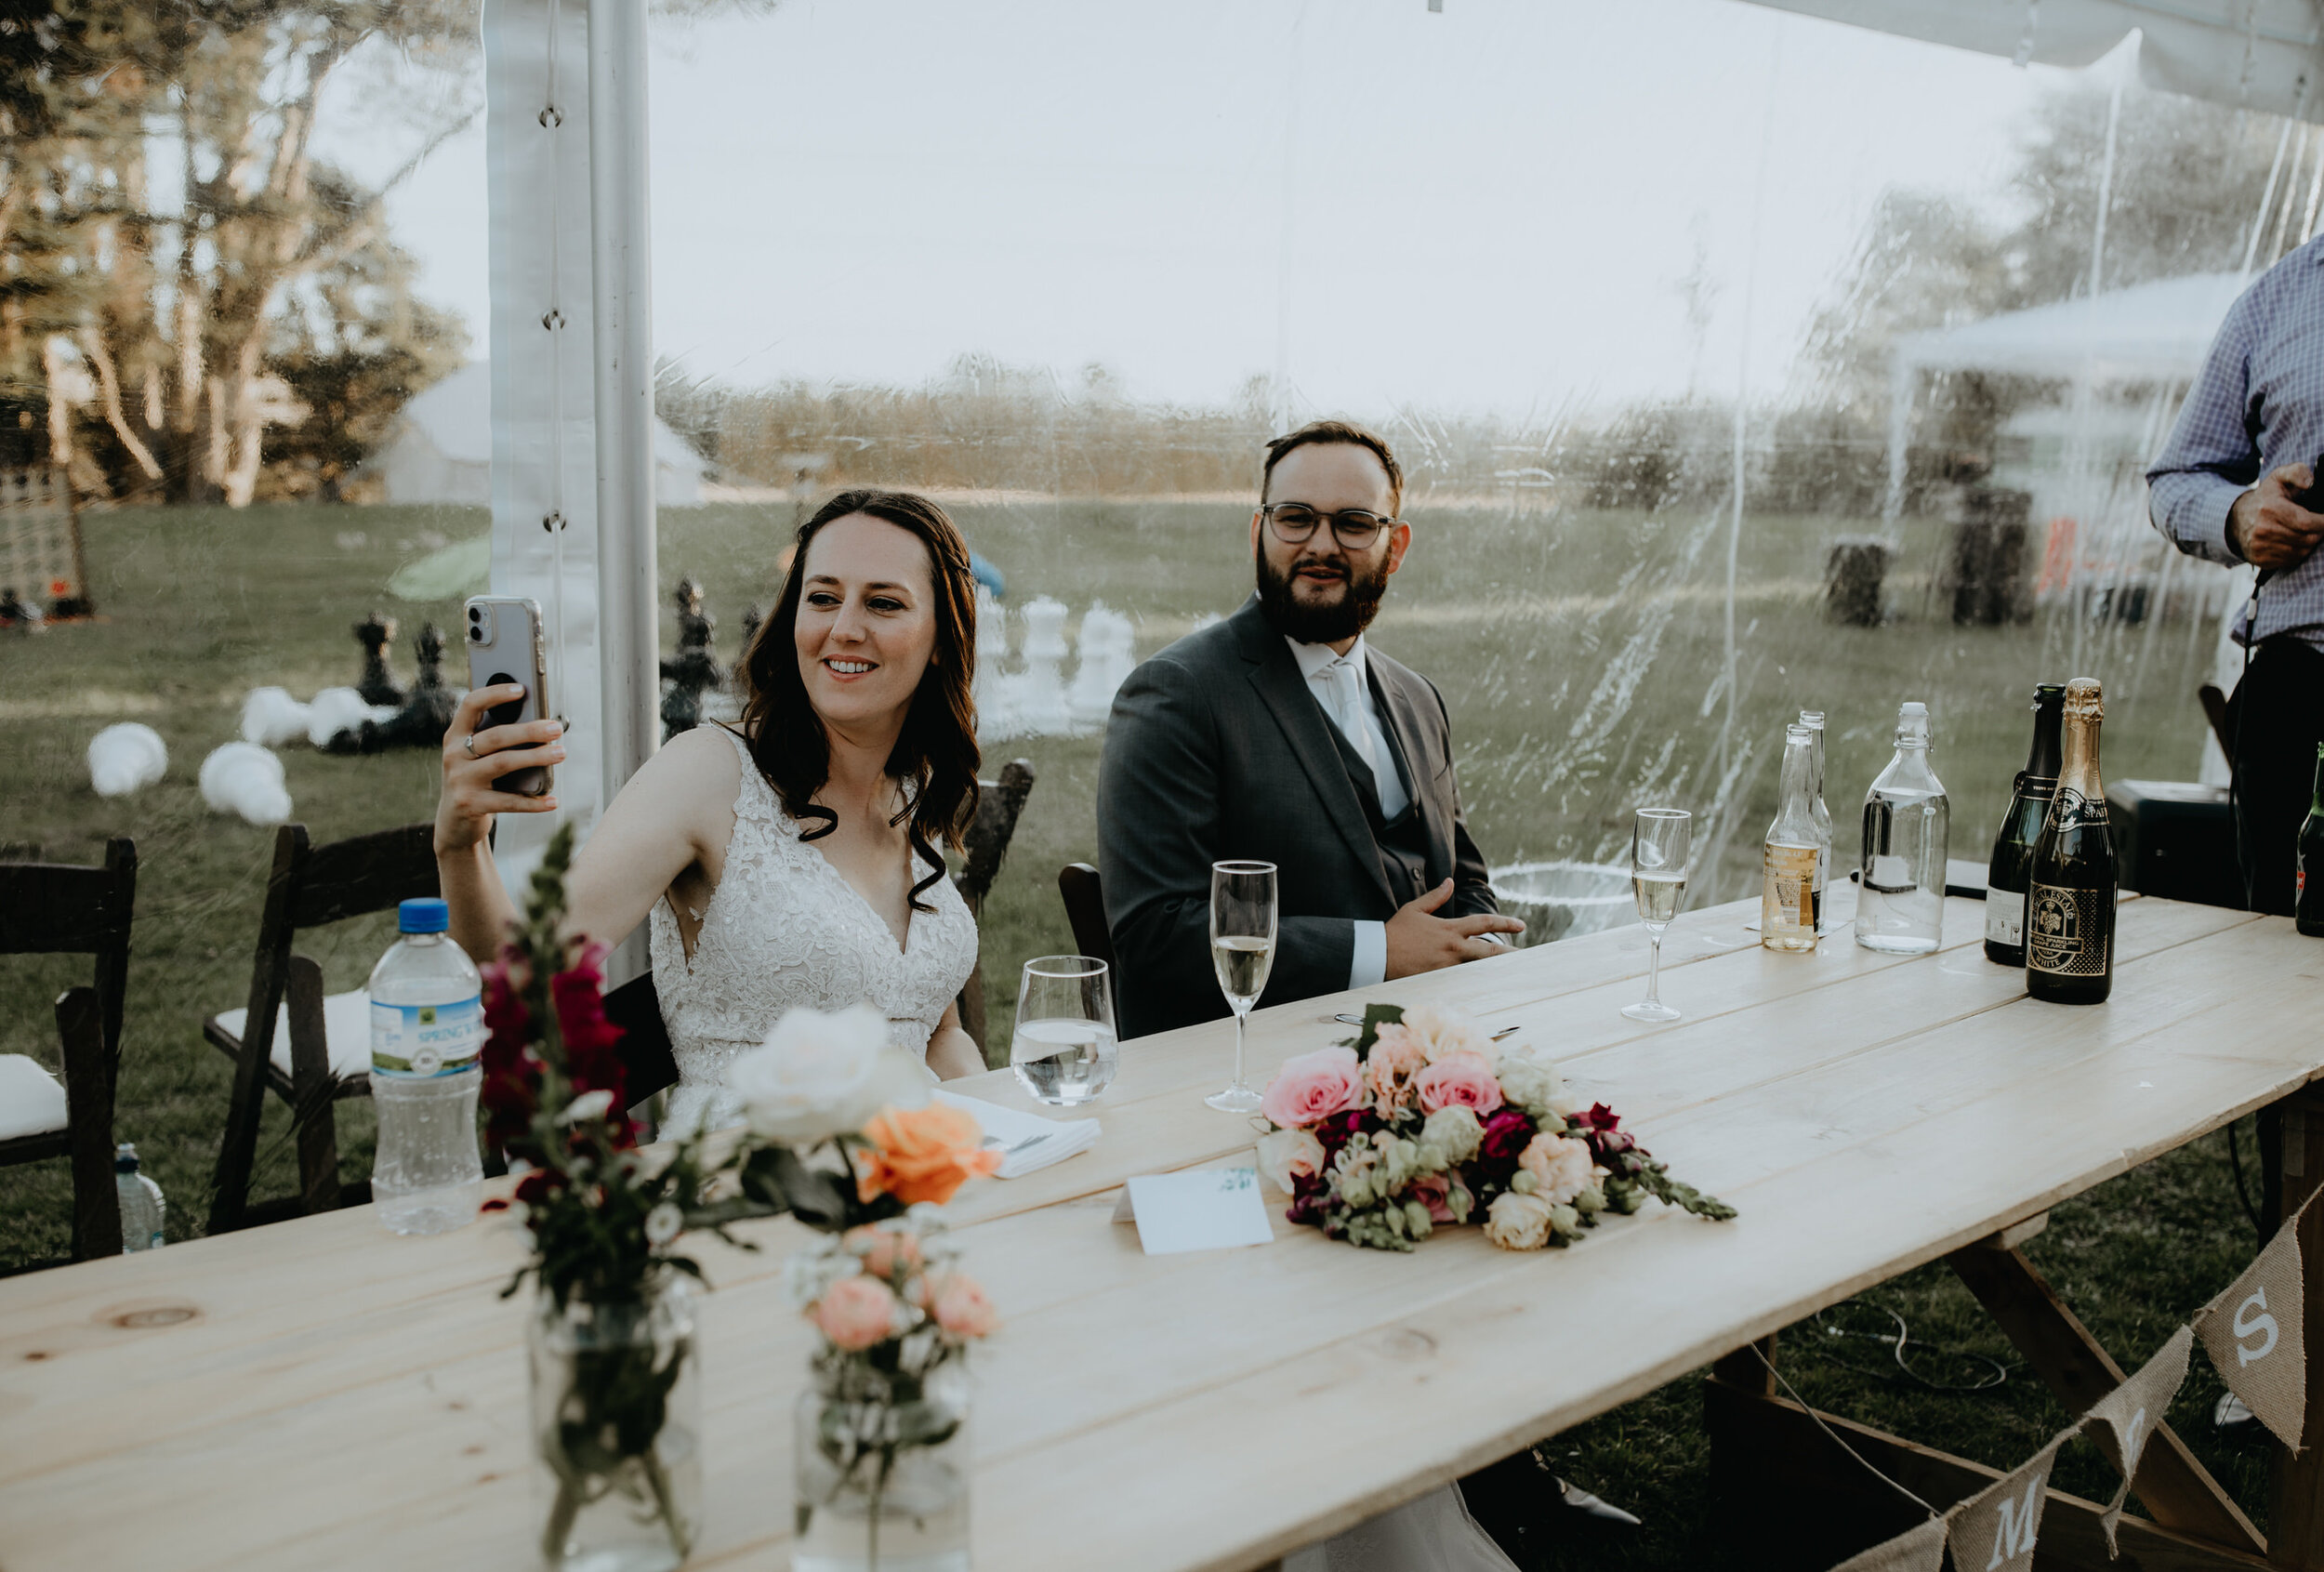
1621, 809, 1691, 1024
1010, 956, 1118, 1106
1206, 860, 1277, 1113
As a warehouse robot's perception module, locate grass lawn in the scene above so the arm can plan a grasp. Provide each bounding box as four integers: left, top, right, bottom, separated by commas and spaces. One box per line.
0, 495, 2264, 1565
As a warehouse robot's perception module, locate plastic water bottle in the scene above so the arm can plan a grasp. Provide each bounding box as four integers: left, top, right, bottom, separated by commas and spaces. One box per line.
114, 1143, 165, 1251
369, 897, 485, 1235
1855, 701, 1950, 955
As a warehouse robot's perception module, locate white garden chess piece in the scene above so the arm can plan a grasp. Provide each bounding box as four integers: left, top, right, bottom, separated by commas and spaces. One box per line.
1015, 597, 1071, 735
972, 587, 1022, 738
86, 723, 167, 798
303, 686, 395, 749
239, 686, 312, 747
198, 742, 293, 826
1066, 603, 1135, 730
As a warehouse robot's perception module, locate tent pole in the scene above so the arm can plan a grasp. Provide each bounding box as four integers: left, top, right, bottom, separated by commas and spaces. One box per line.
588, 0, 658, 984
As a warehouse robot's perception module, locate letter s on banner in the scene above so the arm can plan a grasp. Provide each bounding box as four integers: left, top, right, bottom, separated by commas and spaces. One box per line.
2235, 1288, 2280, 1367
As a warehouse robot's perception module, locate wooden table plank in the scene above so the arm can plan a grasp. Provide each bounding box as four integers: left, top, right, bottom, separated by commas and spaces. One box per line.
0, 893, 2311, 1572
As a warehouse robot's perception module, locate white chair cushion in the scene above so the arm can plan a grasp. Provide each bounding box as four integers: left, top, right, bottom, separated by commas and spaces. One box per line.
215, 989, 375, 1082
0, 1053, 69, 1143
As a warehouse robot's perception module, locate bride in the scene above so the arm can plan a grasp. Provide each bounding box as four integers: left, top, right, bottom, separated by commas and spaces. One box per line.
434, 489, 988, 1128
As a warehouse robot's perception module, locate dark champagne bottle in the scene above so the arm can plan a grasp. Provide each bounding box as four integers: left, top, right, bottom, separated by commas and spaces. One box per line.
2298, 745, 2324, 937
1984, 683, 2066, 966
2027, 679, 2115, 1004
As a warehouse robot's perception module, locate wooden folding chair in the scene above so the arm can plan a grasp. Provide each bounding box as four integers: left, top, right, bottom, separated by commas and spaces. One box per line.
205, 822, 438, 1233
952, 759, 1036, 1054
0, 839, 137, 1260
1056, 861, 1116, 972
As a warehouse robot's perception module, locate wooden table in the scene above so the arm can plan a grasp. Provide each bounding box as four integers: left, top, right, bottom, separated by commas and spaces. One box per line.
6, 889, 2323, 1572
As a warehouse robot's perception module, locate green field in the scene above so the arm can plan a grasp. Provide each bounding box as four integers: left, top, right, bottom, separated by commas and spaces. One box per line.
0, 497, 2258, 1566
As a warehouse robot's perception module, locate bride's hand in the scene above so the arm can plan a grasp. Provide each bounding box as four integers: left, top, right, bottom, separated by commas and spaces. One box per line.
435, 685, 564, 855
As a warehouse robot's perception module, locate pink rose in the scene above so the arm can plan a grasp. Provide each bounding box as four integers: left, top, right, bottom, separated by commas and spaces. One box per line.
812, 1275, 901, 1352
1410, 1173, 1457, 1223
1518, 1131, 1596, 1207
845, 1224, 922, 1279
1261, 1045, 1365, 1129
1366, 1034, 1430, 1117
1414, 1050, 1503, 1117
929, 1273, 999, 1340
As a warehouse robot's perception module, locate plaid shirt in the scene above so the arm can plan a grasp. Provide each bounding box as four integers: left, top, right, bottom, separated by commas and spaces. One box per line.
2147, 236, 2324, 648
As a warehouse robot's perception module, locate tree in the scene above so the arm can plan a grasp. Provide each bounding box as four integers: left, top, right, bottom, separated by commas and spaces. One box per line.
2, 0, 479, 504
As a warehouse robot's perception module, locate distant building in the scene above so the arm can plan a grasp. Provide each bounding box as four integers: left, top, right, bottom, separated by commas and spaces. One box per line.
359, 362, 706, 506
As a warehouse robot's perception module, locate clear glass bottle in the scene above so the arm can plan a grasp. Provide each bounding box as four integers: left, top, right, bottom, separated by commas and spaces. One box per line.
113, 1143, 165, 1251
1798, 709, 1833, 931
368, 896, 485, 1235
1761, 723, 1821, 952
1855, 701, 1950, 955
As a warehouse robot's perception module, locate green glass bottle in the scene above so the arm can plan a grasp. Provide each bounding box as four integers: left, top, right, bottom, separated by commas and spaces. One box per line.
2298, 745, 2324, 937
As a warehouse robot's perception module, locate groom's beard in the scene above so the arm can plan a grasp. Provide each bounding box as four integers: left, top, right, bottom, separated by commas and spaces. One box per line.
1255, 548, 1391, 646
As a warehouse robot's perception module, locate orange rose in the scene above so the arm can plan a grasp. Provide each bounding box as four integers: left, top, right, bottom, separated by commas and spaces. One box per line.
856, 1103, 1002, 1207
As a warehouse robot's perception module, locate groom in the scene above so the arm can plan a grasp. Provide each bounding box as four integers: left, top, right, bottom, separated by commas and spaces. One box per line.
1097, 419, 1522, 1041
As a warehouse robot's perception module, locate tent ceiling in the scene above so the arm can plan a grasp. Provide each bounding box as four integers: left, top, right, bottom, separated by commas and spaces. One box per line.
1737, 1, 2324, 124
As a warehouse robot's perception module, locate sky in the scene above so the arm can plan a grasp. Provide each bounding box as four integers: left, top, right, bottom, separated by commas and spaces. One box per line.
320, 0, 2099, 418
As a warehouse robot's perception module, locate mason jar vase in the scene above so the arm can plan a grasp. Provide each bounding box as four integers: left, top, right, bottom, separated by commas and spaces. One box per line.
791, 1356, 971, 1572
529, 1275, 703, 1572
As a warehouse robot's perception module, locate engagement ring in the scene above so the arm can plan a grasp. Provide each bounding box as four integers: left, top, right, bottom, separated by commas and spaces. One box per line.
463, 733, 478, 758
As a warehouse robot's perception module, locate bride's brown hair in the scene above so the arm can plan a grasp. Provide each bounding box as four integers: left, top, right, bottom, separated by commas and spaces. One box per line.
734, 489, 981, 912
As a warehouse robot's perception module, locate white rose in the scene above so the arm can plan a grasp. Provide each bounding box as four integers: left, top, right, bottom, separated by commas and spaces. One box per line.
1401, 1004, 1494, 1066
728, 1003, 930, 1146
1483, 1190, 1556, 1250
1256, 1127, 1327, 1193
1496, 1041, 1578, 1118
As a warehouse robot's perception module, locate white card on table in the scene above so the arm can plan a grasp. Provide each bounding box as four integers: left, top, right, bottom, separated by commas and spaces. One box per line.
1114, 1167, 1274, 1255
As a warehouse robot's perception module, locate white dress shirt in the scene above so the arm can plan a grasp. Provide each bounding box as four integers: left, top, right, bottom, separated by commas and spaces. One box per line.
1286, 635, 1408, 988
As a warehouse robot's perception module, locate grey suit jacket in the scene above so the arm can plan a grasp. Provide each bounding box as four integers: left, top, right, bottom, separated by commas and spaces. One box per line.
1097, 597, 1499, 1040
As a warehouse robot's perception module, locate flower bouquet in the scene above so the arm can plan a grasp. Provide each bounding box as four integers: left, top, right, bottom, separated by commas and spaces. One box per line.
1254, 1003, 1734, 1253
480, 826, 1000, 1572
787, 1214, 997, 1572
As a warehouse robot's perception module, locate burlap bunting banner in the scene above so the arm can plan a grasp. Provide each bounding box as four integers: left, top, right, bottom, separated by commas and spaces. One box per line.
1829, 1515, 1947, 1572
2195, 1196, 2309, 1452
2082, 1324, 2194, 1552
1945, 1430, 2068, 1572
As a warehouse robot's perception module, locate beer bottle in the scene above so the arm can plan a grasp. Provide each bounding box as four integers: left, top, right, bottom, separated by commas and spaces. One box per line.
2026, 678, 2115, 1004
2297, 744, 2324, 936
1984, 683, 2066, 967
1762, 723, 1820, 951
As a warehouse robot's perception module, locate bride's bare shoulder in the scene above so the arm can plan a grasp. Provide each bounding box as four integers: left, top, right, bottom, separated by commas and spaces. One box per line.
629, 723, 746, 803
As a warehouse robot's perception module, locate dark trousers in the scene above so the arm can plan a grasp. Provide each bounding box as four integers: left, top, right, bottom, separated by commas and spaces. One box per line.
2226, 638, 2324, 916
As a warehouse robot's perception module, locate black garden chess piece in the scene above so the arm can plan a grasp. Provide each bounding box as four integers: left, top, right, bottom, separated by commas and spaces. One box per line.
659, 577, 725, 740
328, 623, 461, 753
353, 612, 406, 707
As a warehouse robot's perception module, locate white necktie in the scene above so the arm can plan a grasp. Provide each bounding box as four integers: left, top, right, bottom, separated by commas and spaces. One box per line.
1323, 659, 1381, 799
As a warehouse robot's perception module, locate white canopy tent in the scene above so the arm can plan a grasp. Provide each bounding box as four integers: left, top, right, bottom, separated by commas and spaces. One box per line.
1737, 1, 2324, 123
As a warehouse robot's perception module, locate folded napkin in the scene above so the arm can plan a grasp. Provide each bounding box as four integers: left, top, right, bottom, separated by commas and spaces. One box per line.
931, 1090, 1100, 1179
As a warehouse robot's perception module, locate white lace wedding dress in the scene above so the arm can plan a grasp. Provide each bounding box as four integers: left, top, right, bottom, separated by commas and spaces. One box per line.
649, 726, 979, 1133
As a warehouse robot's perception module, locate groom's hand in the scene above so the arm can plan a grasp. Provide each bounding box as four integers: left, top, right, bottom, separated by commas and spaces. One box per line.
1384, 879, 1526, 980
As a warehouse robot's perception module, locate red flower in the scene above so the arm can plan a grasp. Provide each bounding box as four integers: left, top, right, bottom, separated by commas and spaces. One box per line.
1577, 1103, 1639, 1168
551, 945, 634, 1146
480, 961, 540, 1155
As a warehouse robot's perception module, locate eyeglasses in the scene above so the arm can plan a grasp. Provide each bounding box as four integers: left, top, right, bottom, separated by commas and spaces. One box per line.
1260, 502, 1401, 550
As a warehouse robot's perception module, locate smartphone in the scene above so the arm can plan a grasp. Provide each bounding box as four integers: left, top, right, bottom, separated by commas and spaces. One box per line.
463, 596, 553, 798
2295, 452, 2324, 514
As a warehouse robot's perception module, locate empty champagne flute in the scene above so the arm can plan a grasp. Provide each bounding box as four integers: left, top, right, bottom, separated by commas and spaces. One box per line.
1622, 809, 1691, 1024
1207, 860, 1277, 1113
1010, 956, 1118, 1106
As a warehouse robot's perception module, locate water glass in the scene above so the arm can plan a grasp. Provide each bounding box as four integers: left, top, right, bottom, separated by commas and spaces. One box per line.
1621, 809, 1690, 1024
1010, 956, 1118, 1106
